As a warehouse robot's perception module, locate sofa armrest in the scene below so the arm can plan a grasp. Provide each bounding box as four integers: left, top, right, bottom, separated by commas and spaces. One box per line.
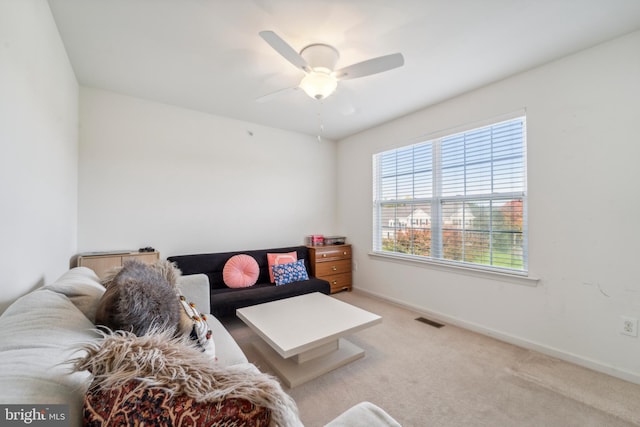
177, 274, 210, 314
325, 402, 401, 427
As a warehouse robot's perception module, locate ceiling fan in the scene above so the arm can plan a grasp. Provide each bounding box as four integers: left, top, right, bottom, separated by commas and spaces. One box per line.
257, 30, 404, 102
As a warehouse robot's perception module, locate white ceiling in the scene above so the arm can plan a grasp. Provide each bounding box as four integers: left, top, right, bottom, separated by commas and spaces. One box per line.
47, 0, 640, 140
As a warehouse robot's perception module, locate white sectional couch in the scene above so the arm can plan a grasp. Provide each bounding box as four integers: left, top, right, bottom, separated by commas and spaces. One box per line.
0, 267, 399, 426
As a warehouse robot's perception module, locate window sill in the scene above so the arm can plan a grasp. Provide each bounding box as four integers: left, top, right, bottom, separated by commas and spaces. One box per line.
368, 251, 539, 287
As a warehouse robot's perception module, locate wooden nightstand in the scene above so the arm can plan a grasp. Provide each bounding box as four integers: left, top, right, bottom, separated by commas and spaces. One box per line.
307, 244, 352, 293
77, 251, 160, 279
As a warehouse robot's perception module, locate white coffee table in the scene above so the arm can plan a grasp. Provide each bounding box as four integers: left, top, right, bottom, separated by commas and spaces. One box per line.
236, 292, 381, 387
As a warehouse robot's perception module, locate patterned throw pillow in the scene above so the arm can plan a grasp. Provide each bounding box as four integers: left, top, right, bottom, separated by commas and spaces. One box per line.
267, 251, 297, 283
178, 296, 216, 360
72, 331, 302, 426
271, 260, 309, 286
83, 379, 271, 426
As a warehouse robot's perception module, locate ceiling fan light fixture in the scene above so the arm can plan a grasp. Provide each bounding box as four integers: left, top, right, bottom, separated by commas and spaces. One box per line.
259, 31, 404, 105
300, 71, 338, 100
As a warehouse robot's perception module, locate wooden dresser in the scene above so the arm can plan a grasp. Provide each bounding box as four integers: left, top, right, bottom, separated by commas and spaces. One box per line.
77, 251, 160, 279
307, 244, 352, 293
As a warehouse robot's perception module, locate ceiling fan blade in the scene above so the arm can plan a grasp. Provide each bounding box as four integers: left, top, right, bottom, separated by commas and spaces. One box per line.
259, 30, 310, 73
334, 52, 404, 80
255, 86, 299, 103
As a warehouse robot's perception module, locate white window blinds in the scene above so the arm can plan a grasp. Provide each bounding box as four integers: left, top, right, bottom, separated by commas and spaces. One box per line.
373, 116, 527, 274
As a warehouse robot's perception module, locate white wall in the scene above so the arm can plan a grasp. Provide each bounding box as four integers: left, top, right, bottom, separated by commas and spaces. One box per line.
0, 0, 79, 314
78, 88, 338, 257
337, 30, 640, 383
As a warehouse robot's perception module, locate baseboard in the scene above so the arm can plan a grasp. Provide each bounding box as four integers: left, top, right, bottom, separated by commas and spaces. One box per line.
352, 286, 640, 385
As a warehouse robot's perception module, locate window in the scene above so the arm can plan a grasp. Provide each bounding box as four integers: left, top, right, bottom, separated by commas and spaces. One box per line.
373, 116, 527, 274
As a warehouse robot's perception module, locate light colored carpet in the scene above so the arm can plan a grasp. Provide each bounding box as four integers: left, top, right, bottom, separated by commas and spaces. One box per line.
223, 291, 640, 427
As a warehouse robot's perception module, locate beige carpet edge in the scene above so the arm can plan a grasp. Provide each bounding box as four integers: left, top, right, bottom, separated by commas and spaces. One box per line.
506, 353, 640, 425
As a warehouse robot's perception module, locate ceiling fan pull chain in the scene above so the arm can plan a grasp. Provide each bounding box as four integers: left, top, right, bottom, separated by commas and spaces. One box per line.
317, 101, 325, 142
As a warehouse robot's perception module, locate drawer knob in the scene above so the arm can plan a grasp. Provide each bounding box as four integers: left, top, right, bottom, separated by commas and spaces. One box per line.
343, 251, 347, 255
332, 266, 337, 271
322, 254, 327, 258
332, 280, 337, 285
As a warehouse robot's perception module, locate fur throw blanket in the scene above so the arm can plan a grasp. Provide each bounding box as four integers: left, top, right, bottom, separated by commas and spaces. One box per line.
71, 330, 302, 427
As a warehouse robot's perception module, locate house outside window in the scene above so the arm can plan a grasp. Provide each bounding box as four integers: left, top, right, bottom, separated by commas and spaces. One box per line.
372, 115, 527, 274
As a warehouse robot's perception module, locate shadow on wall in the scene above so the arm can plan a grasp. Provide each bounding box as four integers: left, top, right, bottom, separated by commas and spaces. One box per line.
0, 276, 45, 316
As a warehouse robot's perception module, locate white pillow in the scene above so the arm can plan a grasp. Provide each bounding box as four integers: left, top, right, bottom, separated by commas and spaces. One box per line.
43, 267, 105, 321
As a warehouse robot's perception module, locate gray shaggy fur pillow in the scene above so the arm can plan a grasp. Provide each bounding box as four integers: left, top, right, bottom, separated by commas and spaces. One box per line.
95, 260, 188, 336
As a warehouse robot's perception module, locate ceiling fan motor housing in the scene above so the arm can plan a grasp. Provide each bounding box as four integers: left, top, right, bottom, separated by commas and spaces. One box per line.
300, 43, 339, 73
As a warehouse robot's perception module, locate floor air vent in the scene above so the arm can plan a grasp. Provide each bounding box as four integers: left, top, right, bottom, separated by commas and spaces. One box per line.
416, 317, 445, 328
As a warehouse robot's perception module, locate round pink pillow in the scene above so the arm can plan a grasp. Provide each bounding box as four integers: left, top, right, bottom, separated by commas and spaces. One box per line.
222, 254, 259, 288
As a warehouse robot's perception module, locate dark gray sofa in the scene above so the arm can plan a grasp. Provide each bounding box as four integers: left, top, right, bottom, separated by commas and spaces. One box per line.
167, 245, 330, 318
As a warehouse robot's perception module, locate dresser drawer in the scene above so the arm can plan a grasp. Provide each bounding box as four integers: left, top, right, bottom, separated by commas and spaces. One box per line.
315, 259, 351, 276
325, 272, 352, 293
310, 245, 352, 262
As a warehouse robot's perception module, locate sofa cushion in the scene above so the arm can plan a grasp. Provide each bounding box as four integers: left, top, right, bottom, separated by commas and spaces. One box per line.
272, 259, 309, 286
42, 266, 105, 321
208, 279, 330, 318
0, 288, 101, 427
205, 316, 248, 367
267, 251, 297, 283
176, 274, 248, 367
223, 254, 260, 288
177, 274, 210, 313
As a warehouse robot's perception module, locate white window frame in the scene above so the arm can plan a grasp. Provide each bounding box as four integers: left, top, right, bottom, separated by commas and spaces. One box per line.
372, 113, 529, 278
